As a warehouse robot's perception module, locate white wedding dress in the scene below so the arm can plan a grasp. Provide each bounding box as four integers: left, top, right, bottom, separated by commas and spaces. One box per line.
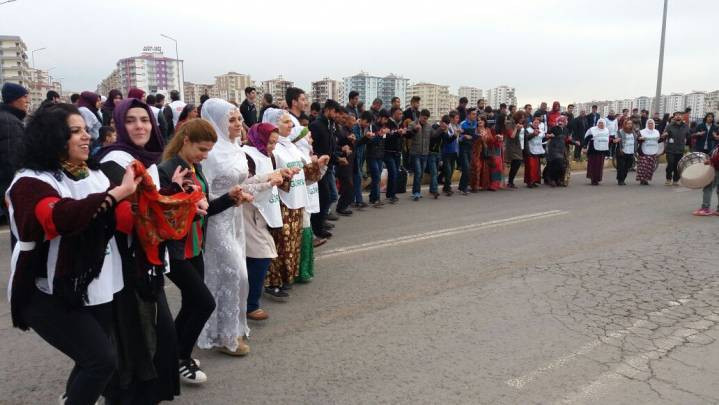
197, 99, 272, 351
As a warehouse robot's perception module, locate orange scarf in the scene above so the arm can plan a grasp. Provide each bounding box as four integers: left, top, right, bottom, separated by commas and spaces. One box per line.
129, 160, 204, 265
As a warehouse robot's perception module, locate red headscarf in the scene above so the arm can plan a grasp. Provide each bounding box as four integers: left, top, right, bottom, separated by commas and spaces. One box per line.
127, 87, 146, 100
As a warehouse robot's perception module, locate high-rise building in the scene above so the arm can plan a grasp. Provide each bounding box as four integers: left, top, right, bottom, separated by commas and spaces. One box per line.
664, 93, 685, 115
458, 86, 483, 106
378, 73, 409, 108
184, 82, 217, 105
684, 91, 706, 121
342, 72, 408, 107
486, 85, 517, 109
311, 77, 341, 104
406, 82, 451, 120
214, 72, 253, 104
0, 35, 30, 88
97, 68, 122, 97
342, 72, 380, 106
262, 75, 294, 105
27, 68, 62, 111
634, 96, 652, 112
104, 47, 183, 98
704, 90, 719, 117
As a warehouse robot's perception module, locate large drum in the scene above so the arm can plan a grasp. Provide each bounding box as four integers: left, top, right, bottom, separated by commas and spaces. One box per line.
678, 152, 715, 189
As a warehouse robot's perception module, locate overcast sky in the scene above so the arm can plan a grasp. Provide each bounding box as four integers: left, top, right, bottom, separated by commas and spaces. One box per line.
3, 0, 717, 106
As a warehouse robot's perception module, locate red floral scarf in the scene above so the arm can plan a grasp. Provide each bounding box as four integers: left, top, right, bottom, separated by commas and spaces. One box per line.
129, 160, 204, 264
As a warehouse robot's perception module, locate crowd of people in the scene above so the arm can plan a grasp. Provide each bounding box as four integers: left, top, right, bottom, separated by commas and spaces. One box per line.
0, 79, 718, 404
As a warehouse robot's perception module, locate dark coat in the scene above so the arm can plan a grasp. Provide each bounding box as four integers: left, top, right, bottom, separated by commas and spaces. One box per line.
0, 103, 25, 208
308, 114, 338, 165
693, 122, 718, 152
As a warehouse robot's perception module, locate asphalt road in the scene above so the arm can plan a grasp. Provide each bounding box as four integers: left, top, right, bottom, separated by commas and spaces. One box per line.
2, 167, 719, 405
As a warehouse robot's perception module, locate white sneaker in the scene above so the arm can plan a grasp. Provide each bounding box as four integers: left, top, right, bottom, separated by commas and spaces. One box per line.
179, 358, 207, 384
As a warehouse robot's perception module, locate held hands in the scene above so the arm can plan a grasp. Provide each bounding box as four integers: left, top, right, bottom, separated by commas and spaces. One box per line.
196, 198, 209, 216
338, 157, 349, 166
366, 131, 376, 139
348, 134, 356, 142
269, 172, 283, 186
341, 145, 351, 154
317, 155, 330, 167
229, 185, 254, 205
612, 138, 621, 144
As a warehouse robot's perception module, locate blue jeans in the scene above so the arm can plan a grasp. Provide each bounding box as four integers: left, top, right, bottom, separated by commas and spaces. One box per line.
458, 147, 472, 192
384, 153, 399, 199
442, 153, 457, 192
412, 154, 428, 195
352, 152, 364, 203
326, 165, 338, 209
246, 257, 272, 313
368, 157, 383, 203
427, 154, 439, 193
355, 144, 366, 177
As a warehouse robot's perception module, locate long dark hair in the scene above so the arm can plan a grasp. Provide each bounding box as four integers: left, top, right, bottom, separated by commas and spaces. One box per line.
178, 103, 196, 123
17, 103, 98, 176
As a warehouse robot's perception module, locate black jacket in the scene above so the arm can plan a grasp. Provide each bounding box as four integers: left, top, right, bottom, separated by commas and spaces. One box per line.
0, 103, 25, 207
240, 99, 258, 127
385, 119, 403, 154
569, 115, 588, 141
693, 122, 718, 152
357, 123, 385, 160
308, 114, 338, 165
157, 156, 235, 260
162, 105, 175, 138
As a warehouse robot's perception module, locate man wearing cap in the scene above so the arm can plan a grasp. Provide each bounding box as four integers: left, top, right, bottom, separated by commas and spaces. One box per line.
0, 82, 29, 221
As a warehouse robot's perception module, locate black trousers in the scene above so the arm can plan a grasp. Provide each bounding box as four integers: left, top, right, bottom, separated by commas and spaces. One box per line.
666, 152, 683, 182
22, 290, 116, 405
616, 154, 635, 182
573, 143, 582, 160
310, 174, 331, 235
167, 254, 215, 360
336, 159, 354, 211
508, 159, 522, 185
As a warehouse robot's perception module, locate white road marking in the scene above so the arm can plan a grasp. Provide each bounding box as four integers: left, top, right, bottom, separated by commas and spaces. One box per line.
316, 210, 568, 260
506, 294, 693, 390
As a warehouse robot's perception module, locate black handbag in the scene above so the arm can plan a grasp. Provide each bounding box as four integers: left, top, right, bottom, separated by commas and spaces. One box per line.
395, 167, 408, 194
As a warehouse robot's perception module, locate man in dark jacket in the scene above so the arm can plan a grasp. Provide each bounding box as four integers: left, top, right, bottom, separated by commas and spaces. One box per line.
662, 112, 690, 185
456, 97, 468, 122
586, 105, 600, 128
240, 86, 258, 127
569, 110, 588, 161
0, 83, 29, 220
308, 99, 341, 238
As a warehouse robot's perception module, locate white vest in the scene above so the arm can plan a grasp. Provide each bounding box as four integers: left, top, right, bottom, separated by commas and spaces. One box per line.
622, 132, 635, 155
641, 130, 660, 155
272, 139, 308, 209
593, 133, 610, 151
100, 150, 161, 190
242, 146, 283, 228
6, 170, 123, 306
528, 127, 545, 155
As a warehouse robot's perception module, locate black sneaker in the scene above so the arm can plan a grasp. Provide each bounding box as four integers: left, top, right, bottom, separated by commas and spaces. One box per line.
327, 212, 340, 221
336, 208, 353, 216
353, 202, 368, 209
264, 287, 289, 301
179, 358, 207, 384
323, 222, 335, 230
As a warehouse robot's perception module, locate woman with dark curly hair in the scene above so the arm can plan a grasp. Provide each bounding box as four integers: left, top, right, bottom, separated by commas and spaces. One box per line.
6, 103, 140, 404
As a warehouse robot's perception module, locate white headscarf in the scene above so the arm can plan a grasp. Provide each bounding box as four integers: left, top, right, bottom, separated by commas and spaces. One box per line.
640, 119, 660, 138
262, 108, 286, 127
589, 118, 610, 137
201, 98, 247, 192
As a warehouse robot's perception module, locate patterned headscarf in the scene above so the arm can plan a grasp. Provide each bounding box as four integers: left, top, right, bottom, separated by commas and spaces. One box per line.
247, 123, 278, 157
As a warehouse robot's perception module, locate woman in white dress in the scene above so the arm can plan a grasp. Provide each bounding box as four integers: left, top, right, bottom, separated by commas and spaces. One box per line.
198, 98, 278, 356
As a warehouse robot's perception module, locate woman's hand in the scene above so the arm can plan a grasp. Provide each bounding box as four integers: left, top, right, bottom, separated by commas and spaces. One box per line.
317, 155, 330, 167
195, 198, 209, 216
109, 165, 142, 201
269, 172, 283, 186
172, 166, 189, 188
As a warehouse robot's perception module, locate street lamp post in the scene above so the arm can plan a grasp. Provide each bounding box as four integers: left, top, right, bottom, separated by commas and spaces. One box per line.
31, 47, 46, 68
654, 0, 668, 115
160, 34, 183, 99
